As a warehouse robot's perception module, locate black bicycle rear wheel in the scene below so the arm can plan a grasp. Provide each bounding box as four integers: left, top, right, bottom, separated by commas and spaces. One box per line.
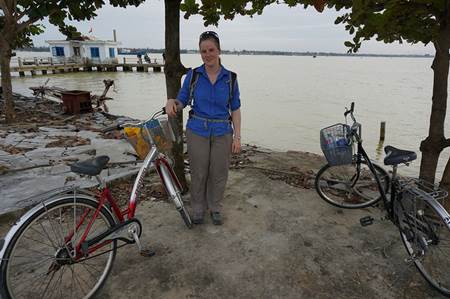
315, 160, 389, 209
397, 196, 450, 297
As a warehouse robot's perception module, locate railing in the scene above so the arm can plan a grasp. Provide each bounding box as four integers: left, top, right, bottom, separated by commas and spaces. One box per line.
10, 56, 86, 67
9, 56, 163, 68
121, 57, 163, 65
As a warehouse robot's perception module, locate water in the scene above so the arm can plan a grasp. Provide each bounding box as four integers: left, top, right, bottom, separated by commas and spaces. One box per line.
7, 51, 450, 178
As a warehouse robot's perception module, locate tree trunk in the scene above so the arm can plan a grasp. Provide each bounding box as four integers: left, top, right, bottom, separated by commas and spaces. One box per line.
0, 42, 15, 123
419, 38, 449, 184
164, 0, 188, 190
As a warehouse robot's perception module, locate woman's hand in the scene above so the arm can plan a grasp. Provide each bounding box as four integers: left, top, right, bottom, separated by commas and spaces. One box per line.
232, 136, 241, 154
165, 99, 179, 117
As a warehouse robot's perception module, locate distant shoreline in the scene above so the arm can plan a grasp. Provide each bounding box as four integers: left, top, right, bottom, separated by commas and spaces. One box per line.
19, 47, 433, 59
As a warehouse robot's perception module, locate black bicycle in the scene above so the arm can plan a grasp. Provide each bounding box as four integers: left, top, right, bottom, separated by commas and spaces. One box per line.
315, 102, 450, 296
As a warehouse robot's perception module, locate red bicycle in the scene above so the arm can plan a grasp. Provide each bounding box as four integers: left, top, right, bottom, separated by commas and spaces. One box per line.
0, 108, 192, 299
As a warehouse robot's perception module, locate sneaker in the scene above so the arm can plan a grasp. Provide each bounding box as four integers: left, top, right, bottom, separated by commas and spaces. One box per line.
192, 218, 204, 225
210, 212, 223, 225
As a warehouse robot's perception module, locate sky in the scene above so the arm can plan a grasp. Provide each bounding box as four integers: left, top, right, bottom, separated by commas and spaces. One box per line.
32, 1, 434, 55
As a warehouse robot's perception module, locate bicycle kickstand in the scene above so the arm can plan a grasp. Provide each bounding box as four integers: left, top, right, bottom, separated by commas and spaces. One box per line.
130, 228, 156, 258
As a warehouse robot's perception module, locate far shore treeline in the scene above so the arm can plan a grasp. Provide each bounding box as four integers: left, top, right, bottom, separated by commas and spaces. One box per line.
17, 47, 433, 58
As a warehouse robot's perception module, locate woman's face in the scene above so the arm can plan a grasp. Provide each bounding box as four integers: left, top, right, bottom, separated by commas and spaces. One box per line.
200, 39, 220, 68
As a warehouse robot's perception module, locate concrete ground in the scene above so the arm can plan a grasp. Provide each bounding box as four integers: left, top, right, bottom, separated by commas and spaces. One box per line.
76, 151, 443, 298
0, 101, 445, 298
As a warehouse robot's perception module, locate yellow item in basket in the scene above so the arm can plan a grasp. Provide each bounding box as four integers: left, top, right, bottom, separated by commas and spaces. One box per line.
123, 127, 150, 159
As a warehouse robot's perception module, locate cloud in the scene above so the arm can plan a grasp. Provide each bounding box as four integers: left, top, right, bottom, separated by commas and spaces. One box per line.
32, 1, 434, 55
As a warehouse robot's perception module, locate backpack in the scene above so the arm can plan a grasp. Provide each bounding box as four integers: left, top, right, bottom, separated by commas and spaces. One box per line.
187, 67, 237, 111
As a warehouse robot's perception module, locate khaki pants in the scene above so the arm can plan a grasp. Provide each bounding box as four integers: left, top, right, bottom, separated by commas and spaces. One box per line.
186, 129, 232, 218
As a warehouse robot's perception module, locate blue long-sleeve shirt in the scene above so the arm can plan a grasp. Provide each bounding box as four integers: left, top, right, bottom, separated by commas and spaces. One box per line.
177, 64, 241, 137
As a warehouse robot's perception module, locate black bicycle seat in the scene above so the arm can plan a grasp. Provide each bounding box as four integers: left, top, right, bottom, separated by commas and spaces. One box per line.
383, 145, 417, 166
70, 156, 110, 176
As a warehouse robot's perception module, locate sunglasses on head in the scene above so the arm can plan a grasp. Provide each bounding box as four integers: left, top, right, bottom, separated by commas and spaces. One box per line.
199, 31, 220, 42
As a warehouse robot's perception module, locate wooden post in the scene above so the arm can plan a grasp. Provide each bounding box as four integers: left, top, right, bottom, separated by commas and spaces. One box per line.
123, 57, 126, 64
50, 57, 53, 65
379, 121, 386, 142
18, 57, 22, 67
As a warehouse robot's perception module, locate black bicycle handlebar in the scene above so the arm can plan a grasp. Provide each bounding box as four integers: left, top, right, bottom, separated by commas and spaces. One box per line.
344, 102, 355, 117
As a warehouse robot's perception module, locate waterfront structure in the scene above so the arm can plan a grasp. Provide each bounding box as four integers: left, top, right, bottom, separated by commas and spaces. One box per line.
46, 37, 120, 64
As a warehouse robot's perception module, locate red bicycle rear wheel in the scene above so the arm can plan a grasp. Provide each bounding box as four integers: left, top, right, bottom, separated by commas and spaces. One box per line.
0, 196, 117, 299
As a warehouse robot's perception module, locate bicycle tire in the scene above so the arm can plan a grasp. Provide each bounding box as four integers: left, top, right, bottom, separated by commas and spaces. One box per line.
315, 160, 389, 209
397, 196, 450, 297
159, 163, 193, 229
179, 205, 193, 229
0, 196, 117, 299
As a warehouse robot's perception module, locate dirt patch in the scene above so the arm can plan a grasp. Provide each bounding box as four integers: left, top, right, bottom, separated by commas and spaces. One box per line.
0, 144, 30, 154
45, 135, 91, 148
86, 173, 170, 209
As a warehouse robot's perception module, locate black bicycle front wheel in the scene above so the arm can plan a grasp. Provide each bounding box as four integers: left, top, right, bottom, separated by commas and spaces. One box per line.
315, 160, 389, 209
397, 197, 450, 297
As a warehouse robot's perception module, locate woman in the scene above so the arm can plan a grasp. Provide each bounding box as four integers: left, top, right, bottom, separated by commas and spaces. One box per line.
165, 31, 241, 225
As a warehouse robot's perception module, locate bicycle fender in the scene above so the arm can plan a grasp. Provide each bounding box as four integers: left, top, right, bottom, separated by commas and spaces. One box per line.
426, 198, 450, 230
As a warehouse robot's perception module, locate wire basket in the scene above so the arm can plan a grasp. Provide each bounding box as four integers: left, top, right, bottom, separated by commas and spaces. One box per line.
143, 116, 175, 154
320, 123, 352, 166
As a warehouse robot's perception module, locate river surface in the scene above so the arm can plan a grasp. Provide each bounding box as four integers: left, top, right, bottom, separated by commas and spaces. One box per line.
7, 51, 450, 178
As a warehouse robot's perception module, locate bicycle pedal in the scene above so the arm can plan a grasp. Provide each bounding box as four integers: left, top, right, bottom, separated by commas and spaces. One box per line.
140, 248, 156, 257
360, 216, 374, 227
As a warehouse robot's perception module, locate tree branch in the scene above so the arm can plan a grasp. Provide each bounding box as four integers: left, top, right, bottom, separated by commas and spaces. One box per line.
17, 7, 60, 32
17, 16, 39, 32
444, 138, 450, 148
0, 0, 12, 19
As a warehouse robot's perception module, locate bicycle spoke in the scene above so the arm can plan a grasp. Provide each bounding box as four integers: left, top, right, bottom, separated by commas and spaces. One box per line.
38, 221, 59, 250
71, 264, 89, 297
9, 256, 54, 276
43, 203, 65, 247
4, 199, 116, 299
39, 269, 57, 299
22, 231, 55, 248
79, 261, 101, 281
